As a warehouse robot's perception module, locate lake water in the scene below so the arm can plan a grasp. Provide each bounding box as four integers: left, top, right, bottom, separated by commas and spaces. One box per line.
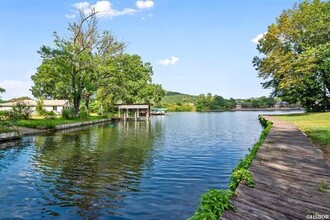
0, 111, 299, 219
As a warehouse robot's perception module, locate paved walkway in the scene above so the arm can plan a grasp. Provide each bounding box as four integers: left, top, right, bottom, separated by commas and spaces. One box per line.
221, 116, 330, 220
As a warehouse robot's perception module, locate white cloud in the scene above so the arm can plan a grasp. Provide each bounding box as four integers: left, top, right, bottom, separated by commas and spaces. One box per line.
65, 14, 76, 19
136, 0, 154, 9
251, 33, 266, 44
141, 13, 153, 20
157, 56, 180, 66
75, 2, 90, 10
74, 1, 137, 18
0, 80, 33, 100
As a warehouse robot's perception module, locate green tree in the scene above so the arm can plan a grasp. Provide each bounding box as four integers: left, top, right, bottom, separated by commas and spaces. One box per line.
36, 98, 45, 115
213, 95, 226, 109
253, 0, 330, 112
97, 53, 164, 107
195, 94, 208, 111
225, 98, 236, 109
31, 10, 125, 114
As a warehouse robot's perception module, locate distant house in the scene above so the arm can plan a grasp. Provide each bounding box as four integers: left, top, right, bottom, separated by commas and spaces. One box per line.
274, 101, 289, 109
235, 104, 242, 109
0, 100, 70, 114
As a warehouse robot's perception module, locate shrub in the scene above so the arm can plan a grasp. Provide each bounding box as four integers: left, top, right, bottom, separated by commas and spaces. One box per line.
36, 99, 45, 116
0, 121, 17, 133
229, 169, 255, 191
79, 106, 88, 119
0, 110, 8, 120
43, 110, 56, 119
7, 102, 33, 120
189, 190, 234, 220
62, 108, 75, 119
0, 110, 18, 132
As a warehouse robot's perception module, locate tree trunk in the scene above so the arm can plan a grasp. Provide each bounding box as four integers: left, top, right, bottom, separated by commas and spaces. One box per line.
74, 94, 81, 115
85, 94, 91, 112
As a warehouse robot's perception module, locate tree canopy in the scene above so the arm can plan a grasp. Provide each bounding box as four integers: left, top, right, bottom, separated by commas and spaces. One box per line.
195, 93, 236, 111
253, 0, 330, 112
31, 10, 164, 114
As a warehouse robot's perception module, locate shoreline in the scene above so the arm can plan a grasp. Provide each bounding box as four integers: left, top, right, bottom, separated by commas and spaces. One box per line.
0, 118, 112, 144
166, 108, 304, 113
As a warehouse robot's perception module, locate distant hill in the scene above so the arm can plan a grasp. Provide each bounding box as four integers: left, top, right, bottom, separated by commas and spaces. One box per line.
7, 96, 33, 102
161, 91, 198, 104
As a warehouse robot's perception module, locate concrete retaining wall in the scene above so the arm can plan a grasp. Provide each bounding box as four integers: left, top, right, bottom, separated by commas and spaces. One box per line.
54, 118, 112, 130
0, 119, 112, 143
0, 131, 20, 142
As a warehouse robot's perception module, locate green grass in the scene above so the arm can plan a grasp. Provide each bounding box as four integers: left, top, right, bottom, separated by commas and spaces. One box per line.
14, 116, 106, 129
319, 181, 330, 193
276, 112, 330, 159
0, 127, 16, 133
0, 121, 18, 133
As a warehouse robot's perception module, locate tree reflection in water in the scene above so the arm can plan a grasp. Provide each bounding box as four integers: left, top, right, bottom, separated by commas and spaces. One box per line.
31, 121, 162, 218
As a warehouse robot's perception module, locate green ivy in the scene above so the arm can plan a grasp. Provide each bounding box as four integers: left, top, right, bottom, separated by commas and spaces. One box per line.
189, 116, 272, 219
189, 189, 234, 220
229, 169, 255, 191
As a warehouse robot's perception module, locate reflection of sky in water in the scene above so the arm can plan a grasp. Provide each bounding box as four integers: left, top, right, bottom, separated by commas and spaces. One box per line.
0, 111, 300, 219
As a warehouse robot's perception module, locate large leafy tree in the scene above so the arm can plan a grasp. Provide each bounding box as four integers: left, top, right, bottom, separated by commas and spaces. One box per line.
31, 11, 125, 114
96, 53, 165, 112
253, 0, 330, 112
31, 10, 164, 114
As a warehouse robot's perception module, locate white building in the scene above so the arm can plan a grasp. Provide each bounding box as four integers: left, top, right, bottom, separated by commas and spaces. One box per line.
235, 104, 242, 109
0, 100, 70, 115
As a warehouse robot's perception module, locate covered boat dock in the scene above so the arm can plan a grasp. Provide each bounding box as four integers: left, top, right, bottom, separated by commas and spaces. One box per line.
116, 104, 151, 121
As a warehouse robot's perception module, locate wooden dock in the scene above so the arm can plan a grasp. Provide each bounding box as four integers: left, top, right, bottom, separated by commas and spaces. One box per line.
221, 116, 330, 220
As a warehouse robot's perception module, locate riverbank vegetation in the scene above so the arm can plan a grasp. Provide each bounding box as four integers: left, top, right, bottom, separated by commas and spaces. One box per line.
190, 116, 272, 219
253, 0, 330, 112
276, 112, 330, 160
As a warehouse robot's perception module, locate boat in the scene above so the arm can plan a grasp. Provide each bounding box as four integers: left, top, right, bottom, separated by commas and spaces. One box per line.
151, 108, 167, 115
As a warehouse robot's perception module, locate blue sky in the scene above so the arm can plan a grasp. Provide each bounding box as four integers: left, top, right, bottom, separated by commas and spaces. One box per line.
0, 0, 297, 100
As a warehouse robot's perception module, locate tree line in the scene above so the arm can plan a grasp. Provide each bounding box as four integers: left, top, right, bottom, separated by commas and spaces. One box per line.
194, 93, 279, 111
31, 10, 164, 115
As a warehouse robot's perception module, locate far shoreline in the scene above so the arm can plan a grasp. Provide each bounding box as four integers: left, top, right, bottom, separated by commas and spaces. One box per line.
167, 108, 304, 113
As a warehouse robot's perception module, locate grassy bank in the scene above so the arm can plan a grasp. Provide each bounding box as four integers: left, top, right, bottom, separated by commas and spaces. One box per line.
13, 116, 106, 129
189, 116, 272, 219
0, 121, 18, 133
276, 112, 330, 159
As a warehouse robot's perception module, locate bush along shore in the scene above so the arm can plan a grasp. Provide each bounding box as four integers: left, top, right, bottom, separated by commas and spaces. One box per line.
189, 116, 272, 220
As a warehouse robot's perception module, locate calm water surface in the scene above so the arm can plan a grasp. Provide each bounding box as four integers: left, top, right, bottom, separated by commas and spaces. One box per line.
0, 111, 295, 219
